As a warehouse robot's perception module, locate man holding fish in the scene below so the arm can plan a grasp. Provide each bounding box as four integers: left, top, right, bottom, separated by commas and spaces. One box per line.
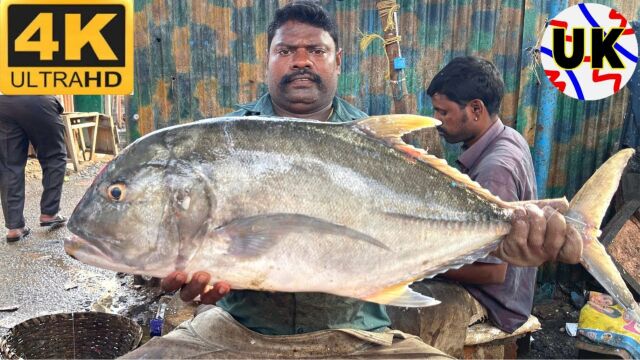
392, 56, 541, 355
100, 1, 611, 358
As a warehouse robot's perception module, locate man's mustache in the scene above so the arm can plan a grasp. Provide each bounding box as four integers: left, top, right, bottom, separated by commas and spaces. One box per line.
280, 70, 322, 86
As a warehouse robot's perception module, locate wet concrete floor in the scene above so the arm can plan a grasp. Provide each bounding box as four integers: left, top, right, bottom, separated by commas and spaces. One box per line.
0, 157, 164, 338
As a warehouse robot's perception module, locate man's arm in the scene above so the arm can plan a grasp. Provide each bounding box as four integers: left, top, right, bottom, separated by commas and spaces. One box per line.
441, 262, 507, 284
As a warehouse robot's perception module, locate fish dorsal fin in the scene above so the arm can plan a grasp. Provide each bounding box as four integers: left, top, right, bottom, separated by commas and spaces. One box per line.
394, 142, 511, 208
354, 114, 509, 207
363, 280, 441, 307
354, 115, 441, 142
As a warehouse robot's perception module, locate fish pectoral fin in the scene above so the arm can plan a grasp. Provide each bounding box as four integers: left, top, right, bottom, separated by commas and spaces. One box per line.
354, 115, 441, 143
364, 282, 441, 308
216, 213, 389, 257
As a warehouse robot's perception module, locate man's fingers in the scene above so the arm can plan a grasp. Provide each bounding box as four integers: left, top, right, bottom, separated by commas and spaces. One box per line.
200, 282, 231, 304
557, 224, 583, 264
524, 204, 546, 250
496, 201, 584, 267
179, 271, 211, 302
214, 282, 231, 295
517, 198, 570, 213
161, 271, 230, 304
542, 206, 566, 262
160, 271, 188, 292
495, 215, 530, 266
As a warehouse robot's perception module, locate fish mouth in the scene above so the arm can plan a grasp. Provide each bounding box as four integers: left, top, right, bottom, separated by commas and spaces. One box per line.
65, 235, 116, 263
64, 235, 133, 273
64, 235, 170, 277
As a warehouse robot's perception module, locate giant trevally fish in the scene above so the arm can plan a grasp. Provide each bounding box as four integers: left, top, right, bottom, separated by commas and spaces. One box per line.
64, 115, 639, 321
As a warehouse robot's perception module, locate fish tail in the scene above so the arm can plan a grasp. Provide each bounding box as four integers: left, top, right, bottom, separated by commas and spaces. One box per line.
566, 148, 640, 322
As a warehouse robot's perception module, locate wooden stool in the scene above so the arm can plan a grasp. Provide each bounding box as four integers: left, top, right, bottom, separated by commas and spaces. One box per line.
388, 281, 541, 359
463, 315, 541, 359
95, 114, 120, 157
62, 112, 100, 171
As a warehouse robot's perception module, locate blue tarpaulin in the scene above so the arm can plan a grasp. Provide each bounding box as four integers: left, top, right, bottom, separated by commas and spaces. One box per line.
622, 22, 640, 149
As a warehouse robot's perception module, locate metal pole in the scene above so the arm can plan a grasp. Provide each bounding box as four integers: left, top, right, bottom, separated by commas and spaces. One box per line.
534, 1, 563, 198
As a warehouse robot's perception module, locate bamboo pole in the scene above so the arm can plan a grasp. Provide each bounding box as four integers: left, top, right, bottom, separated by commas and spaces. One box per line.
376, 1, 406, 113
375, 0, 443, 157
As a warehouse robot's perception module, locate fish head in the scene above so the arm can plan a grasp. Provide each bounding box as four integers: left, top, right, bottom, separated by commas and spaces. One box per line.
66, 132, 214, 276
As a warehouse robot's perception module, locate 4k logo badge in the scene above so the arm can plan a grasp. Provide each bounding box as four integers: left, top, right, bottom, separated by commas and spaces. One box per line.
0, 0, 133, 95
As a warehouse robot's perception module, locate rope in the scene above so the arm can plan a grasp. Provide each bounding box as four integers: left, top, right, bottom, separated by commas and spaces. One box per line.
526, 17, 549, 86
359, 0, 402, 80
377, 0, 400, 31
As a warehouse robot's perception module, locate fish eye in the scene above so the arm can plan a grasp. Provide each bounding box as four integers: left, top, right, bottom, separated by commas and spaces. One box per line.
107, 183, 126, 202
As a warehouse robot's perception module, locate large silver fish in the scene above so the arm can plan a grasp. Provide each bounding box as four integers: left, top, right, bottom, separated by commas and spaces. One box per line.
65, 115, 638, 320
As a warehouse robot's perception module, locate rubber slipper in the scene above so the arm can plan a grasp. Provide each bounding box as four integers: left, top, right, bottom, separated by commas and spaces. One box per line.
6, 227, 31, 243
40, 215, 66, 227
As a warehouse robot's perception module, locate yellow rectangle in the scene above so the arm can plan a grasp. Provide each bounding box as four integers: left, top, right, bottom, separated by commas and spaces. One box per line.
0, 0, 133, 95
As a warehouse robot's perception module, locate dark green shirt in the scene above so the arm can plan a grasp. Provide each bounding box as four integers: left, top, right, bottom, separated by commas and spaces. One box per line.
218, 94, 391, 335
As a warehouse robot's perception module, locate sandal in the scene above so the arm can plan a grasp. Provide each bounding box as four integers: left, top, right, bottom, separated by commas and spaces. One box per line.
40, 215, 67, 227
6, 227, 31, 243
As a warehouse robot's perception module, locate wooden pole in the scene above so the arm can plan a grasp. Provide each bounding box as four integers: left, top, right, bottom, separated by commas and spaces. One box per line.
377, 1, 407, 114
376, 1, 443, 157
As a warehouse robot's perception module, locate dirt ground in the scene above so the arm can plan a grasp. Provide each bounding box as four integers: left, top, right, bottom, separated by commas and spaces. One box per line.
528, 291, 581, 359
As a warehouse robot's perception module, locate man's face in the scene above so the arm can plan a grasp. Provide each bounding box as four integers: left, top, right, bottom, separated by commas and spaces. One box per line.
267, 21, 342, 115
431, 93, 475, 145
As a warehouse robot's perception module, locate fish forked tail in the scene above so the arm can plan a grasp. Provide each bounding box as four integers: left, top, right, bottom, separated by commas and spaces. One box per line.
565, 148, 640, 322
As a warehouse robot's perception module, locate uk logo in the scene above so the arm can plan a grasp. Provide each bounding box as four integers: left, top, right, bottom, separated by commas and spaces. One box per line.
540, 3, 638, 101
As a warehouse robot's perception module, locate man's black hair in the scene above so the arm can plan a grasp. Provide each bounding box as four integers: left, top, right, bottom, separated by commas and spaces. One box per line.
267, 1, 339, 50
427, 56, 505, 116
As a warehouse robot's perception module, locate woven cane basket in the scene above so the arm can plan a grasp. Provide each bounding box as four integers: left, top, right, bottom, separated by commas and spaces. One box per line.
0, 312, 142, 359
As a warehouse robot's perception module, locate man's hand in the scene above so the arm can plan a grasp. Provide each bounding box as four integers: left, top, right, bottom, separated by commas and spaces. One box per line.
161, 271, 231, 304
494, 198, 583, 266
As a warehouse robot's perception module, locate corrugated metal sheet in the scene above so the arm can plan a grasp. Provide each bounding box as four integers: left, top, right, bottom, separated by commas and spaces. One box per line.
517, 0, 640, 199
127, 0, 640, 200
623, 23, 640, 150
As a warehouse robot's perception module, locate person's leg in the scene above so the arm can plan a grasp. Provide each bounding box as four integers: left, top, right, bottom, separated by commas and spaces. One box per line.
122, 306, 454, 359
350, 331, 454, 359
34, 120, 66, 220
19, 97, 67, 222
0, 112, 29, 237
